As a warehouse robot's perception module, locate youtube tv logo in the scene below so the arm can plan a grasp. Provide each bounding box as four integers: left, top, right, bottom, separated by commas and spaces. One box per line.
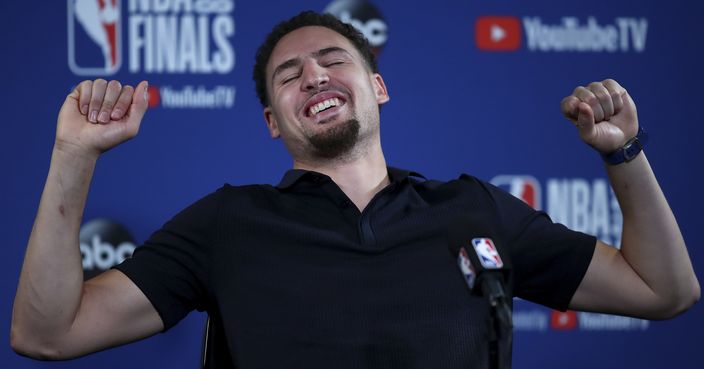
475, 16, 522, 51
550, 310, 578, 330
147, 85, 160, 108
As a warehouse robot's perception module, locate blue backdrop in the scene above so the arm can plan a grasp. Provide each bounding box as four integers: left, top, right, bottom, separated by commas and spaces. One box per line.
2, 0, 702, 368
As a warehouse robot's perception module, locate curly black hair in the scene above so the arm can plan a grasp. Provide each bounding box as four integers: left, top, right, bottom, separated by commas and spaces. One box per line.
253, 11, 378, 107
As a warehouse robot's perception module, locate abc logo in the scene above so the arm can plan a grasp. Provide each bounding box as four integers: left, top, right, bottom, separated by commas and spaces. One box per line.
79, 219, 136, 280
324, 0, 388, 54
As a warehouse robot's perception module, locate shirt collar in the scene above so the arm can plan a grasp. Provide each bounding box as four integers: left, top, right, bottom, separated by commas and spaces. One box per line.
276, 166, 425, 189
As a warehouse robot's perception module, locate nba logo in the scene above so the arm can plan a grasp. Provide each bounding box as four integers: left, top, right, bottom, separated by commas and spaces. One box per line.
68, 0, 121, 75
490, 175, 542, 210
457, 247, 477, 289
471, 238, 503, 269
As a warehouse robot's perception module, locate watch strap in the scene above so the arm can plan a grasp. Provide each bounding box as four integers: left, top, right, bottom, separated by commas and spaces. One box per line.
601, 126, 647, 165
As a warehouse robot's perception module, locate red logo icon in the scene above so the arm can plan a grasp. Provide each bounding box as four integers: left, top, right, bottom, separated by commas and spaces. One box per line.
475, 16, 522, 51
489, 175, 541, 210
147, 85, 160, 108
550, 310, 578, 330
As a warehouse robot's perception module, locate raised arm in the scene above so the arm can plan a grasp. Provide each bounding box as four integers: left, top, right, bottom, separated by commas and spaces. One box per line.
562, 79, 699, 319
11, 80, 163, 360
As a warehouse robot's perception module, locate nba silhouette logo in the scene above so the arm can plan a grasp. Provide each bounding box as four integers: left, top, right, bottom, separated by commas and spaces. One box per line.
471, 238, 503, 269
457, 247, 477, 289
68, 0, 121, 75
490, 175, 542, 210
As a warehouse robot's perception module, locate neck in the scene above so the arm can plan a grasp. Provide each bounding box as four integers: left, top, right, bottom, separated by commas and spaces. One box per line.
293, 142, 389, 212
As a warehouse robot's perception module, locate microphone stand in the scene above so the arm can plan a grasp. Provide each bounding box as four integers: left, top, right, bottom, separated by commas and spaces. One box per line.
481, 276, 513, 369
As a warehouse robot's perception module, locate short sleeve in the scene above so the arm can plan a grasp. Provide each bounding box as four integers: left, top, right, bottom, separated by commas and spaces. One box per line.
480, 181, 596, 311
113, 188, 223, 330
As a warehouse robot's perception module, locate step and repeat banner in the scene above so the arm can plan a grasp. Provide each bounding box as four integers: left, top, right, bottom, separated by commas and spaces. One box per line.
1, 0, 702, 368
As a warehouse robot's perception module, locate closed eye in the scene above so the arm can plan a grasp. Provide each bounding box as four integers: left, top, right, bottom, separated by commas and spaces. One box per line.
324, 60, 345, 67
281, 74, 300, 85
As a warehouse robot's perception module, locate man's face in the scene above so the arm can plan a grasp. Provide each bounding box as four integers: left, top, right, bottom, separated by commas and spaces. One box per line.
263, 26, 389, 161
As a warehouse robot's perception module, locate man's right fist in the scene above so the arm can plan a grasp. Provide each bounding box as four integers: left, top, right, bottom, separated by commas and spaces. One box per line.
56, 79, 149, 158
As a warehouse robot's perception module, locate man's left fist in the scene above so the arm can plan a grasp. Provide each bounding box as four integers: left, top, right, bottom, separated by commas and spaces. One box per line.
561, 79, 639, 154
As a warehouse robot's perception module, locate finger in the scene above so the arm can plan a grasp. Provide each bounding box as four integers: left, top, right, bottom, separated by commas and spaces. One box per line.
131, 81, 149, 115
77, 80, 93, 116
560, 95, 581, 121
573, 86, 604, 123
588, 82, 614, 121
576, 102, 596, 142
88, 79, 108, 123
577, 102, 596, 127
124, 81, 149, 136
602, 79, 625, 114
111, 85, 134, 120
98, 80, 122, 123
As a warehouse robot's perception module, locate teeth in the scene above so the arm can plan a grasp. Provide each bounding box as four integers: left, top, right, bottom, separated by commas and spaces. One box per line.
309, 98, 341, 116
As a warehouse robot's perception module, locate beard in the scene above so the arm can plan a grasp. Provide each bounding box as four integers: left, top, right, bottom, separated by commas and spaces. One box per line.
307, 118, 361, 159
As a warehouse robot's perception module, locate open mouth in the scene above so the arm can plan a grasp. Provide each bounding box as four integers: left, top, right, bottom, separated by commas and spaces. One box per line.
308, 97, 342, 116
303, 92, 348, 120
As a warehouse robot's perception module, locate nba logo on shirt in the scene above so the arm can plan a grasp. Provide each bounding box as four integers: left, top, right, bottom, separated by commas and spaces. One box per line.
490, 175, 542, 210
471, 238, 503, 269
68, 0, 121, 75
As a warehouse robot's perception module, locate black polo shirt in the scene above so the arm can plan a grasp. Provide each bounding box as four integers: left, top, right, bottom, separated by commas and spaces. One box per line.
115, 167, 595, 369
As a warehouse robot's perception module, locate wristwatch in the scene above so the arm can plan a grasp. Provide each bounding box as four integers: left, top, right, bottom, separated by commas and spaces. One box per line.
601, 126, 647, 165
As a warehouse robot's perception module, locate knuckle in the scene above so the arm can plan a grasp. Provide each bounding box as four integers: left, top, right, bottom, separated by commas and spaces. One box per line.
587, 81, 601, 88
94, 78, 107, 85
562, 96, 577, 109
588, 82, 608, 94
583, 94, 598, 106
108, 80, 122, 90
594, 90, 610, 101
122, 85, 135, 95
89, 96, 103, 106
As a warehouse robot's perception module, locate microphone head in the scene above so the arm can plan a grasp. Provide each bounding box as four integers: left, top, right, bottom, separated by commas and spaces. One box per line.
445, 216, 512, 294
445, 217, 510, 271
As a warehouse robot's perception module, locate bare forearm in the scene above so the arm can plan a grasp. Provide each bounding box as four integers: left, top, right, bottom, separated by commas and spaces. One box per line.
12, 144, 98, 346
607, 152, 700, 315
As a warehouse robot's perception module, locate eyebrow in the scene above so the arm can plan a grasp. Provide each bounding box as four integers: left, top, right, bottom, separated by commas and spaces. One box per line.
271, 46, 352, 83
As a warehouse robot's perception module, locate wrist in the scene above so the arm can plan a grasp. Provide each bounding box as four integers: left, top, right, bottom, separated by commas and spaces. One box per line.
53, 139, 100, 164
601, 126, 647, 165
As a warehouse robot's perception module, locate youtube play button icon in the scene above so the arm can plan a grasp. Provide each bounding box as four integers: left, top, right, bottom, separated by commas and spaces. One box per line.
475, 16, 522, 51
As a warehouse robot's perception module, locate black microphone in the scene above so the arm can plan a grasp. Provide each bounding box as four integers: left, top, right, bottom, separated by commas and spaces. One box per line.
447, 223, 513, 369
447, 225, 512, 330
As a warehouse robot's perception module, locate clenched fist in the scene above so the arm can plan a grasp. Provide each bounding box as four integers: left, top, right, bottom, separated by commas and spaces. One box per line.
561, 79, 639, 155
56, 79, 149, 158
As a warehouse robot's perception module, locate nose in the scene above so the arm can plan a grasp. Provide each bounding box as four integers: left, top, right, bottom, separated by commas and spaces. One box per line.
301, 59, 329, 92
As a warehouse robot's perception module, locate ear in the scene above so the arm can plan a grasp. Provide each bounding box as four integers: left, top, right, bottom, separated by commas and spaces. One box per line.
372, 73, 390, 105
263, 106, 280, 139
